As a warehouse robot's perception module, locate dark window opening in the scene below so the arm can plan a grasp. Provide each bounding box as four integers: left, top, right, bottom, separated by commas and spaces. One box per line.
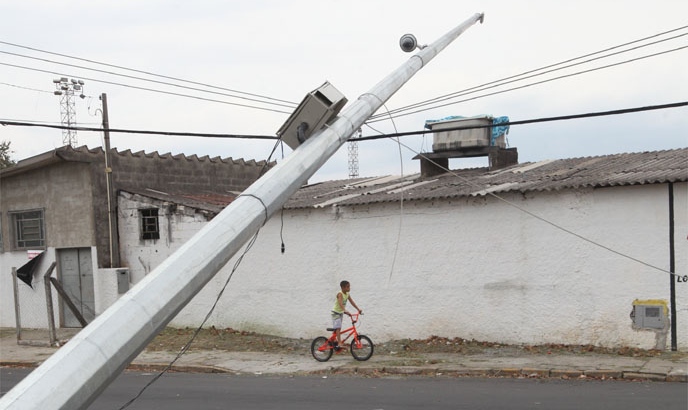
140, 208, 160, 240
11, 210, 45, 249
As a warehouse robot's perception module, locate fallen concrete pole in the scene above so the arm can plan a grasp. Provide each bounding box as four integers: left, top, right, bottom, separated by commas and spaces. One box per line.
0, 12, 484, 410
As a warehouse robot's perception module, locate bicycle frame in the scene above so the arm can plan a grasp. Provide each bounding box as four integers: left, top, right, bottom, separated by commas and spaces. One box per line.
311, 312, 373, 362
321, 313, 364, 351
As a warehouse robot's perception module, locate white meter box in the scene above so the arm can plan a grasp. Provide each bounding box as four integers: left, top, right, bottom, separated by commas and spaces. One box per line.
631, 299, 668, 330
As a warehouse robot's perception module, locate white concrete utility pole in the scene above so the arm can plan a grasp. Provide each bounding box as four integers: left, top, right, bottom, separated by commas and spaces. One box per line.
0, 12, 484, 410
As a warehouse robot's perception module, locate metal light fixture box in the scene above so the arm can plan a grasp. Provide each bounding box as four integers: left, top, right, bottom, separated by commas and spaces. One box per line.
277, 81, 347, 150
631, 299, 668, 330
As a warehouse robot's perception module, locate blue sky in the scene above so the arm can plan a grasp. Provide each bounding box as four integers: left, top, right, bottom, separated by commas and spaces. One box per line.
1, 0, 687, 182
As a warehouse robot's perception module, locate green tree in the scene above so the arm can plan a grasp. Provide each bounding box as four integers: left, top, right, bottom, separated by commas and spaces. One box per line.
0, 140, 16, 169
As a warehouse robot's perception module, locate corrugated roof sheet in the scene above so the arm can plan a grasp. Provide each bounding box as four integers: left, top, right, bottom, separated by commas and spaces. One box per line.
284, 148, 688, 209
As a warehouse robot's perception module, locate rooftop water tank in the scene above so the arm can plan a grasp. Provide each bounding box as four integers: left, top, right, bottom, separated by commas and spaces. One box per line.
425, 115, 509, 152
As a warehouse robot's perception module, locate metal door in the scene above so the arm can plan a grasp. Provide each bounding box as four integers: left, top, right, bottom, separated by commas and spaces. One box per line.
57, 248, 95, 327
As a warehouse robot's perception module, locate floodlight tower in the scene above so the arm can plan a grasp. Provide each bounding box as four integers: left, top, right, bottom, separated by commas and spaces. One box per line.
53, 77, 86, 147
348, 128, 361, 178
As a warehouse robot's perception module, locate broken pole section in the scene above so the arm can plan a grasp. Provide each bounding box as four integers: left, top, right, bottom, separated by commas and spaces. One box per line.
0, 12, 484, 410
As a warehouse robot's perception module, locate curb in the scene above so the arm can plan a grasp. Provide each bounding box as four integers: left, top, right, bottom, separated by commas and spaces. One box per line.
312, 364, 686, 382
3, 361, 686, 382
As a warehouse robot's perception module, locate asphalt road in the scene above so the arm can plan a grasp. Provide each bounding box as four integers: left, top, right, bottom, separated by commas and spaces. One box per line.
2, 368, 687, 410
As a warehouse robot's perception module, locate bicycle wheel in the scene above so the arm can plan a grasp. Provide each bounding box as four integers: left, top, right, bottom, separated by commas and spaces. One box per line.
311, 336, 333, 362
350, 335, 374, 361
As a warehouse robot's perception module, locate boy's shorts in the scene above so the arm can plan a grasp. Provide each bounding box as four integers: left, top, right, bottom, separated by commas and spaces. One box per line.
331, 312, 344, 329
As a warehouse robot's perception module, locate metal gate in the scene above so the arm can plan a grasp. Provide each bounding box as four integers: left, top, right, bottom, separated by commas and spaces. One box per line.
57, 248, 95, 327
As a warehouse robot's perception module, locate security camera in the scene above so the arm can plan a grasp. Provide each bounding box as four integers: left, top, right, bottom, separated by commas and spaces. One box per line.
399, 33, 418, 53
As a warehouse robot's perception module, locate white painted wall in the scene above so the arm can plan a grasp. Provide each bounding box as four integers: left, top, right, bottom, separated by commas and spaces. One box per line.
116, 183, 687, 350
1, 249, 58, 329
94, 268, 129, 315
0, 247, 102, 330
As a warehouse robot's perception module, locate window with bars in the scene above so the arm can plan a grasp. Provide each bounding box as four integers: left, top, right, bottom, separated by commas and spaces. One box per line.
11, 209, 45, 249
140, 208, 160, 240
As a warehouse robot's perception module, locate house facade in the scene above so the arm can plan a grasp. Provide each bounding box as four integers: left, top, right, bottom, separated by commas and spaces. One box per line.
0, 145, 269, 329
117, 148, 687, 350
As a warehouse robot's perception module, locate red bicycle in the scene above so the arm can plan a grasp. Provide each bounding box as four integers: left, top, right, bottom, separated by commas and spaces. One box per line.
310, 313, 374, 362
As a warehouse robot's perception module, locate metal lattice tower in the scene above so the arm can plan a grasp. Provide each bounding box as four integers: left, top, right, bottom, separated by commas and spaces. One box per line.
348, 128, 361, 178
53, 77, 85, 147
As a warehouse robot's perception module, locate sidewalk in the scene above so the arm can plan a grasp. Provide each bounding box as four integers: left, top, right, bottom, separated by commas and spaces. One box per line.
1, 329, 686, 382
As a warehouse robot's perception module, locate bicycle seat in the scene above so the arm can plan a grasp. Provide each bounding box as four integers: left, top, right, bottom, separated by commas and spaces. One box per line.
326, 327, 336, 332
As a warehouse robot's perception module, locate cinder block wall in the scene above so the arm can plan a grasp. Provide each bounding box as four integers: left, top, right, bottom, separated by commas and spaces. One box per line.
56, 146, 271, 268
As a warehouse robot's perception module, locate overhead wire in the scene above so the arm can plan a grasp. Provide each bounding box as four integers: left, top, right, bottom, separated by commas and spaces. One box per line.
0, 118, 279, 139
118, 119, 285, 410
368, 26, 688, 122
2, 26, 685, 124
0, 50, 297, 109
118, 228, 262, 409
358, 101, 688, 141
385, 134, 681, 279
370, 25, 688, 119
2, 101, 686, 141
367, 45, 688, 123
0, 40, 297, 106
0, 62, 293, 115
0, 81, 52, 94
381, 104, 404, 284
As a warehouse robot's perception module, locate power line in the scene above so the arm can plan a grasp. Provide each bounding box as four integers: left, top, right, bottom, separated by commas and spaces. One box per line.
0, 62, 293, 115
369, 25, 688, 122
0, 82, 52, 94
0, 50, 297, 110
358, 101, 688, 141
371, 30, 688, 121
2, 101, 685, 140
392, 138, 680, 278
367, 45, 688, 123
0, 40, 297, 107
0, 119, 278, 139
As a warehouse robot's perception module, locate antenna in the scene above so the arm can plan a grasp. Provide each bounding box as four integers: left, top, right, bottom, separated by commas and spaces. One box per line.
53, 77, 85, 147
348, 128, 361, 178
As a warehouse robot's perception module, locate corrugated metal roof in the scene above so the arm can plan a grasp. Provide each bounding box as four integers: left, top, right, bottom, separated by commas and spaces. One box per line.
122, 188, 235, 214
284, 148, 688, 209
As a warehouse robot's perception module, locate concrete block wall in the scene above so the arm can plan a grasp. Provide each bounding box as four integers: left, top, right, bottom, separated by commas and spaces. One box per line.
55, 146, 271, 268
119, 182, 687, 350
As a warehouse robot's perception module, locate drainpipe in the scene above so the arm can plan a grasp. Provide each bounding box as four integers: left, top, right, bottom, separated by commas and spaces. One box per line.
668, 182, 676, 351
101, 93, 120, 268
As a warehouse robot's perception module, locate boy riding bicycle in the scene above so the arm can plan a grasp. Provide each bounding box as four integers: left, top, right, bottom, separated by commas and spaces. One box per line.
331, 280, 362, 352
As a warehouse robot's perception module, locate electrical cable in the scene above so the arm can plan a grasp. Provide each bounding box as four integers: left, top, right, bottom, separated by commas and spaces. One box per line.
118, 229, 261, 409
386, 136, 681, 279
368, 26, 688, 121
279, 142, 287, 254
0, 82, 52, 94
0, 40, 297, 106
381, 104, 404, 284
2, 101, 685, 143
0, 50, 297, 109
0, 119, 279, 139
367, 45, 688, 123
0, 62, 293, 115
356, 101, 688, 142
118, 119, 286, 410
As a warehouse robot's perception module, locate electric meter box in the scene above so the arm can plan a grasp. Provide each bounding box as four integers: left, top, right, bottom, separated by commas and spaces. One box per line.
116, 268, 130, 294
631, 299, 668, 330
277, 81, 347, 150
